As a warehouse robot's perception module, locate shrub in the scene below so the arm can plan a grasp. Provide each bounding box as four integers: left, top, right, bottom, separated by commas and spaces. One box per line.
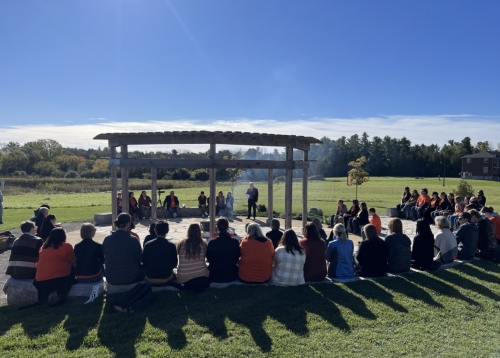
12, 171, 27, 177
64, 171, 80, 178
193, 169, 209, 181
453, 179, 475, 198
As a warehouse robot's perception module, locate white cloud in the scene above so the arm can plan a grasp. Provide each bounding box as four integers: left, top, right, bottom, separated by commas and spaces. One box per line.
0, 115, 498, 152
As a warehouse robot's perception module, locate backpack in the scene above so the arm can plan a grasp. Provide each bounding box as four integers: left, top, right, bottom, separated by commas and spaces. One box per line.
109, 283, 153, 313
0, 231, 16, 251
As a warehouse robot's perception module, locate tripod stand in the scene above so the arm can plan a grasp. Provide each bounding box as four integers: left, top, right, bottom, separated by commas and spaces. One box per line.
153, 190, 167, 220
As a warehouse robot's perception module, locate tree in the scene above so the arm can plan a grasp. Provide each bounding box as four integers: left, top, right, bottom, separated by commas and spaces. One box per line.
453, 180, 475, 198
348, 156, 369, 200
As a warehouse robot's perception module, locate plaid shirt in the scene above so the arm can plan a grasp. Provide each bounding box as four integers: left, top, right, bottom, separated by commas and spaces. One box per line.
271, 247, 306, 287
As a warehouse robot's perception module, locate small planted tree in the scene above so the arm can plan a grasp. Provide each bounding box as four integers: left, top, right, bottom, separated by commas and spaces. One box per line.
453, 179, 475, 198
348, 156, 369, 200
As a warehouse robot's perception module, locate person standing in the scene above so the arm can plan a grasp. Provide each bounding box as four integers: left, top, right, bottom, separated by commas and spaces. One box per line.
165, 191, 180, 218
138, 191, 152, 220
246, 182, 259, 219
0, 189, 3, 224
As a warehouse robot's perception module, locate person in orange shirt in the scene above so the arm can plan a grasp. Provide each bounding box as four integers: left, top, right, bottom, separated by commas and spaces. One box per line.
361, 208, 382, 240
411, 188, 431, 221
129, 192, 139, 220
32, 228, 76, 307
238, 223, 274, 283
164, 191, 180, 218
481, 206, 500, 245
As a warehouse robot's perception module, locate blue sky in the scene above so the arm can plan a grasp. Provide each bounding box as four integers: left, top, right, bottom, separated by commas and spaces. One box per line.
1, 0, 499, 149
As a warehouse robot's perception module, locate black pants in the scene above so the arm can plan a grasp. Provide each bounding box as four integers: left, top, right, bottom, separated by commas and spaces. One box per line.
33, 274, 76, 303
180, 277, 210, 293
248, 200, 256, 218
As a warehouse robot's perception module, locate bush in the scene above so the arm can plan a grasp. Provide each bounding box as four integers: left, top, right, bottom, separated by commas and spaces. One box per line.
12, 171, 27, 177
172, 169, 191, 180
64, 171, 80, 178
453, 179, 475, 198
193, 169, 209, 181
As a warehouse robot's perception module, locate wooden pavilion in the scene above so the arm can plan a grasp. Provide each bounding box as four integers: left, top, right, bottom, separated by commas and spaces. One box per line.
94, 131, 322, 236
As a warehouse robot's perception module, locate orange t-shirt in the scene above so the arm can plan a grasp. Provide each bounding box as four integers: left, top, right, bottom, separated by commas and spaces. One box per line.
35, 242, 75, 281
370, 214, 382, 234
129, 230, 140, 241
211, 232, 235, 239
238, 238, 274, 282
490, 216, 500, 240
130, 197, 137, 207
338, 205, 342, 214
170, 195, 176, 208
417, 194, 431, 207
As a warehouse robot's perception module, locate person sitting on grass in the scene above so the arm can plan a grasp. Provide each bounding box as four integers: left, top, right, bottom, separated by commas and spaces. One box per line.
433, 216, 457, 264
299, 223, 327, 282
326, 224, 355, 279
481, 206, 500, 246
198, 191, 208, 217
35, 207, 50, 236
266, 219, 283, 249
142, 220, 178, 286
411, 188, 431, 221
165, 191, 180, 218
469, 209, 495, 260
349, 202, 369, 235
142, 222, 157, 248
6, 221, 43, 279
396, 187, 411, 212
411, 219, 440, 270
477, 190, 486, 206
455, 211, 479, 260
312, 218, 327, 241
39, 214, 57, 242
138, 191, 151, 220
129, 192, 140, 221
271, 229, 306, 287
206, 217, 241, 283
401, 190, 419, 220
329, 200, 348, 228
423, 191, 441, 224
102, 213, 144, 285
238, 223, 274, 284
343, 200, 360, 229
225, 192, 234, 218
354, 224, 388, 278
176, 223, 210, 292
32, 228, 76, 307
74, 223, 104, 283
384, 218, 411, 273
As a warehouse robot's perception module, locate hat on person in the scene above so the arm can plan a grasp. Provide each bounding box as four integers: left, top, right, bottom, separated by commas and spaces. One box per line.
114, 213, 131, 227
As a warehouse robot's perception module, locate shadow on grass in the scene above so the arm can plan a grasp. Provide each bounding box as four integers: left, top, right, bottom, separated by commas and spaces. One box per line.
375, 276, 444, 309
427, 269, 500, 302
405, 273, 479, 306
454, 264, 500, 286
64, 297, 105, 350
347, 280, 408, 313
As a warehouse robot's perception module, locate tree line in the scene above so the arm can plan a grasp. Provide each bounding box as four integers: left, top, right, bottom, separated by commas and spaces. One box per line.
0, 135, 497, 180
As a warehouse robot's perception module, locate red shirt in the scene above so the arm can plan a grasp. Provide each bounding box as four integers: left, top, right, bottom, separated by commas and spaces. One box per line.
417, 194, 431, 207
370, 214, 382, 234
238, 238, 274, 282
170, 195, 176, 208
36, 242, 75, 281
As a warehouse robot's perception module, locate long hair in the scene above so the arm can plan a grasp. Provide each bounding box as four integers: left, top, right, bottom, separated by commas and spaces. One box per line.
278, 229, 303, 256
363, 224, 379, 241
311, 218, 323, 234
40, 214, 56, 240
177, 223, 204, 259
303, 222, 321, 241
333, 224, 348, 243
388, 218, 403, 234
404, 187, 410, 195
415, 219, 433, 237
43, 228, 66, 249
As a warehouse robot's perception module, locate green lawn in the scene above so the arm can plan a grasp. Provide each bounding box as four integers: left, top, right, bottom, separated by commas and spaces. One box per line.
2, 177, 499, 231
0, 259, 499, 357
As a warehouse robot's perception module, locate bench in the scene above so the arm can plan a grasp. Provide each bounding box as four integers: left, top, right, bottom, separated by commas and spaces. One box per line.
2, 278, 104, 305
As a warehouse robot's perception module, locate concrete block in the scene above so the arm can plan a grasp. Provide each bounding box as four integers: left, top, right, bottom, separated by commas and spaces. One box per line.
95, 212, 112, 226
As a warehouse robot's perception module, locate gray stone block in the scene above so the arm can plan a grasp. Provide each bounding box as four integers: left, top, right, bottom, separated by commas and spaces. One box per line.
386, 207, 399, 217
95, 212, 112, 225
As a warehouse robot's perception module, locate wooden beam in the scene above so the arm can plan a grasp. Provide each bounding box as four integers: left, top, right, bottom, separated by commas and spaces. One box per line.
151, 168, 157, 220
121, 145, 129, 215
109, 158, 309, 169
302, 150, 308, 229
209, 143, 216, 238
267, 169, 273, 225
110, 146, 118, 227
285, 147, 293, 230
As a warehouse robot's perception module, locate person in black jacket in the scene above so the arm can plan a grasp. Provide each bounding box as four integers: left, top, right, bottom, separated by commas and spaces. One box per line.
35, 207, 50, 236
39, 214, 57, 242
354, 224, 388, 277
198, 191, 208, 217
343, 200, 360, 229
266, 219, 283, 249
246, 182, 259, 219
477, 190, 486, 206
206, 217, 241, 283
164, 191, 180, 217
396, 187, 411, 212
142, 220, 178, 285
349, 202, 369, 235
74, 223, 104, 283
411, 219, 440, 270
142, 222, 157, 248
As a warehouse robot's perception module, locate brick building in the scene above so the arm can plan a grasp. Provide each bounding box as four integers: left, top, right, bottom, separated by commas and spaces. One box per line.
461, 151, 500, 181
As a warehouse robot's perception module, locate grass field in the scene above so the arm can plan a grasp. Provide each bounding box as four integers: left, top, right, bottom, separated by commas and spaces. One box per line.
0, 258, 499, 357
1, 177, 499, 231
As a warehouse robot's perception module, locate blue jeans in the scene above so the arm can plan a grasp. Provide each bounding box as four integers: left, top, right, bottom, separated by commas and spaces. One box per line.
448, 214, 459, 230
402, 205, 413, 219
430, 211, 441, 220
411, 204, 427, 220
168, 207, 179, 216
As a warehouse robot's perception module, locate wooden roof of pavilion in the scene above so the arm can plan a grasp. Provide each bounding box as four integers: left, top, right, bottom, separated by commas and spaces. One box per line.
94, 131, 322, 151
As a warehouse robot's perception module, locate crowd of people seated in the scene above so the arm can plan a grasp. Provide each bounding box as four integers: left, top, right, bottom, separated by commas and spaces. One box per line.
4, 186, 499, 307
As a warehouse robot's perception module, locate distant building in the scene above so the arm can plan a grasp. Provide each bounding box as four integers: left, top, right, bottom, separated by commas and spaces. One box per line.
461, 151, 500, 181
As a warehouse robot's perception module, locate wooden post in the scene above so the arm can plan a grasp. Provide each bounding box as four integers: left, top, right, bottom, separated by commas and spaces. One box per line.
151, 167, 157, 220
209, 143, 216, 237
267, 169, 273, 225
121, 145, 129, 215
302, 150, 308, 229
110, 146, 118, 227
285, 147, 293, 230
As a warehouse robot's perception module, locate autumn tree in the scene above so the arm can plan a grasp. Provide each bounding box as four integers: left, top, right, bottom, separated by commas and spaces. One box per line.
348, 156, 369, 200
